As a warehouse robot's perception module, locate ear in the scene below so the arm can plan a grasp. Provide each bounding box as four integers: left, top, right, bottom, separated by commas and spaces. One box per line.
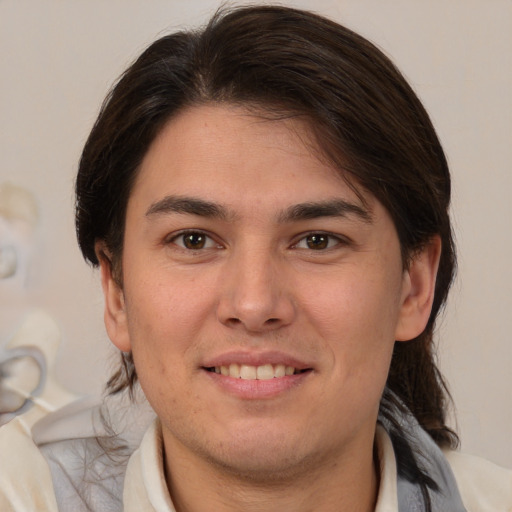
95, 241, 132, 352
395, 236, 441, 342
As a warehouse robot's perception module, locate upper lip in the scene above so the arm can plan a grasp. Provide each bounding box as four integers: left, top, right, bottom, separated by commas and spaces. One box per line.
201, 350, 313, 371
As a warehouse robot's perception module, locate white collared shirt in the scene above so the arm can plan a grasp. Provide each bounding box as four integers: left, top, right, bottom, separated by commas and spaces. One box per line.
1, 411, 511, 511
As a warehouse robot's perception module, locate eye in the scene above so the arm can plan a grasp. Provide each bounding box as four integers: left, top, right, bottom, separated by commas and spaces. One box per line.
171, 231, 219, 250
294, 233, 343, 250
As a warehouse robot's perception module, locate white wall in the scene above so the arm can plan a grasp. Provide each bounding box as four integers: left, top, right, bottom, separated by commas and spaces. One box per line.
1, 0, 510, 467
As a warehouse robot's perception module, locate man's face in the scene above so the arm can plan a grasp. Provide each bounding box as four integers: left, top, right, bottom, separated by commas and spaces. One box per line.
101, 104, 435, 479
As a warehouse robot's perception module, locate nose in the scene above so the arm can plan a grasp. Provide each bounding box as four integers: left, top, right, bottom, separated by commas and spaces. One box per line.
216, 246, 295, 333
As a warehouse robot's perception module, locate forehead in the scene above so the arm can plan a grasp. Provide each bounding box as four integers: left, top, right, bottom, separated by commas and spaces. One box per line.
131, 104, 373, 214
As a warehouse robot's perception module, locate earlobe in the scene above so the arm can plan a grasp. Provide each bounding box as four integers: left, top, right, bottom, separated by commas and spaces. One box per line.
96, 242, 132, 352
395, 236, 441, 342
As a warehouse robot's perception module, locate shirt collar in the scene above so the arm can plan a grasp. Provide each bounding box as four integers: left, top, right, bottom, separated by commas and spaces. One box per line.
124, 420, 400, 512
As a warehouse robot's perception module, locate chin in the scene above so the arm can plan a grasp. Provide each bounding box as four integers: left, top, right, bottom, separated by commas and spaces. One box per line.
208, 447, 314, 483
199, 427, 322, 483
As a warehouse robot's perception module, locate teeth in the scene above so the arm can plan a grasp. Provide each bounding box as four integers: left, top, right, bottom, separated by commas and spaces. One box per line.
256, 364, 274, 380
229, 363, 240, 378
275, 364, 286, 378
240, 365, 257, 379
214, 364, 300, 380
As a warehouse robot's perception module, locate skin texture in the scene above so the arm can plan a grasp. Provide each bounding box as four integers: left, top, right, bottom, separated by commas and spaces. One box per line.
99, 104, 440, 512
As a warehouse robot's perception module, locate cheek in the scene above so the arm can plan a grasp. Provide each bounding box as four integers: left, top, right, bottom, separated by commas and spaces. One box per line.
307, 274, 401, 337
123, 283, 201, 415
126, 268, 213, 335
121, 274, 211, 389
302, 263, 403, 373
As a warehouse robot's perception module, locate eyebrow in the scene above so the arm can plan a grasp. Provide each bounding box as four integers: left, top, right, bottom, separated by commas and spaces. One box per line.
145, 196, 231, 220
278, 199, 373, 224
145, 195, 372, 224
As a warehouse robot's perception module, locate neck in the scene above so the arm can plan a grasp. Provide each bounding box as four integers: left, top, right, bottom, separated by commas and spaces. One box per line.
163, 432, 379, 512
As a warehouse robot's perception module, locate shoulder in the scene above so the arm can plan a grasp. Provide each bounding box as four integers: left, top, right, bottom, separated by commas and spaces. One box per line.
0, 416, 59, 512
0, 394, 154, 511
444, 449, 512, 511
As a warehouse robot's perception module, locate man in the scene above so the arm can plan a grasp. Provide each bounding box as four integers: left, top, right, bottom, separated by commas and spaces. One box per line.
1, 5, 511, 511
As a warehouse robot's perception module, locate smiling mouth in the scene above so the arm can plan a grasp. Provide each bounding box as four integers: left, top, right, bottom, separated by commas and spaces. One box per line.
204, 364, 310, 380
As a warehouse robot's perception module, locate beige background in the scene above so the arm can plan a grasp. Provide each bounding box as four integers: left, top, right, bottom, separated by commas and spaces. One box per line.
0, 0, 510, 467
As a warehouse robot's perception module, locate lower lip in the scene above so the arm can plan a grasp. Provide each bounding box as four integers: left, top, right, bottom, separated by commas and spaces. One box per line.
203, 369, 312, 399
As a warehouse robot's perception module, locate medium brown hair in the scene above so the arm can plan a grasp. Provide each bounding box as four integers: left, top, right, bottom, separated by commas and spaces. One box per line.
76, 6, 457, 453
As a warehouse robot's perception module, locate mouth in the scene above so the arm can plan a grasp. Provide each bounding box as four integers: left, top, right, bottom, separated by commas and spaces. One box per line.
203, 364, 311, 380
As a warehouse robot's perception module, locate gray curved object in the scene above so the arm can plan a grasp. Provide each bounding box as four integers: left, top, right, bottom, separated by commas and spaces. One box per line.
0, 346, 47, 416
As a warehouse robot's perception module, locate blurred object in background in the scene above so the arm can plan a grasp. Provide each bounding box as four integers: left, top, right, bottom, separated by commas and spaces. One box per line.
0, 182, 39, 343
0, 184, 76, 425
0, 182, 38, 287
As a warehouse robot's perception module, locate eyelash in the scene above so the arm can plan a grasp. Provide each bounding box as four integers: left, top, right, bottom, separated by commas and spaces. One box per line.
166, 230, 348, 252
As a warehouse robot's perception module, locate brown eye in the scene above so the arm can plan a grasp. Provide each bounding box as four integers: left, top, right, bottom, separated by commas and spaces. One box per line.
182, 232, 206, 250
306, 234, 329, 250
294, 233, 343, 251
170, 231, 220, 252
